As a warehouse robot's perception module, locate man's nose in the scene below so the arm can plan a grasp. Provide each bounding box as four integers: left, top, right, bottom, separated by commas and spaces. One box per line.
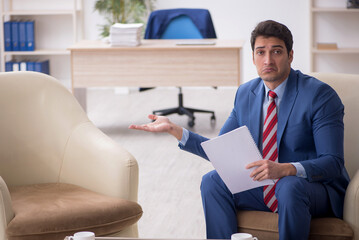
264, 53, 273, 65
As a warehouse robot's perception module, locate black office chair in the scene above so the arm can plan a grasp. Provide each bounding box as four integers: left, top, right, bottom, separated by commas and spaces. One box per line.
144, 8, 217, 127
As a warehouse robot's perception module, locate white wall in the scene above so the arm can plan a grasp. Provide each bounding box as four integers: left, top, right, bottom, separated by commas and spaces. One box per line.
83, 0, 311, 83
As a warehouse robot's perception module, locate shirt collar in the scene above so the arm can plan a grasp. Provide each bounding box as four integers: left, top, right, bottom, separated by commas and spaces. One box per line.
263, 78, 288, 100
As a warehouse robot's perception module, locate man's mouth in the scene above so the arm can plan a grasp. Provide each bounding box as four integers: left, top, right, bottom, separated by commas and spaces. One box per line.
263, 68, 276, 73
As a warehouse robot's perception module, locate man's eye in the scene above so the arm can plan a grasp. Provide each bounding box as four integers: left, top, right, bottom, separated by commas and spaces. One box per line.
274, 50, 282, 54
257, 51, 264, 55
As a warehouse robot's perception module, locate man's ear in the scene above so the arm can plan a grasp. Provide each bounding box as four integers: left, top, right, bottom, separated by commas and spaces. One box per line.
252, 51, 255, 65
289, 50, 294, 63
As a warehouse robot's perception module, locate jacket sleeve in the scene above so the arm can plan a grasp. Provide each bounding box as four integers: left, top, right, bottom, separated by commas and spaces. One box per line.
178, 131, 209, 160
178, 86, 242, 160
300, 84, 345, 182
178, 106, 240, 160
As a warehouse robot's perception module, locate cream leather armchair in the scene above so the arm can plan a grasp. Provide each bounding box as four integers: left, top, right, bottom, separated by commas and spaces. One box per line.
0, 72, 142, 240
237, 72, 359, 240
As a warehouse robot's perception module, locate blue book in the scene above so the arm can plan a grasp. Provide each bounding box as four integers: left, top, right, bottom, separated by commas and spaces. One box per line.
25, 21, 35, 51
11, 21, 19, 51
34, 60, 50, 75
5, 61, 13, 71
4, 22, 12, 51
34, 61, 41, 73
44, 60, 50, 75
27, 61, 35, 71
43, 60, 50, 75
19, 21, 27, 51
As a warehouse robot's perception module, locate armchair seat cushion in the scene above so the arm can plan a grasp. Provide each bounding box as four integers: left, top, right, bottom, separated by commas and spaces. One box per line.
237, 211, 353, 240
6, 183, 143, 240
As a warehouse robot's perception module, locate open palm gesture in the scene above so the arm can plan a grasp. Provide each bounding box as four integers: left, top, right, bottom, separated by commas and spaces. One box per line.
129, 114, 183, 140
129, 114, 172, 132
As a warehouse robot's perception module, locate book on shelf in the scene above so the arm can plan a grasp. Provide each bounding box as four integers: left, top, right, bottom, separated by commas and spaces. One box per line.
316, 42, 338, 50
19, 61, 27, 71
5, 60, 50, 75
3, 21, 35, 51
26, 61, 35, 71
11, 21, 20, 51
19, 21, 27, 51
6, 61, 27, 72
26, 21, 35, 51
12, 62, 20, 71
4, 21, 12, 51
5, 61, 13, 71
34, 60, 50, 75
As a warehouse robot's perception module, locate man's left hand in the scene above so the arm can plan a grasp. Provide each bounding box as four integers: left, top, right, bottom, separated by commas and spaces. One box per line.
246, 160, 297, 181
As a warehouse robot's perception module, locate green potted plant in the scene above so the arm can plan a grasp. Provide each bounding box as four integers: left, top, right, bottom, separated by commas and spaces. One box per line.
94, 0, 156, 38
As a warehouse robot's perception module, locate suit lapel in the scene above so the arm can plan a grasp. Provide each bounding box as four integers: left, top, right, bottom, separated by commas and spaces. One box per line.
249, 80, 265, 148
277, 69, 299, 151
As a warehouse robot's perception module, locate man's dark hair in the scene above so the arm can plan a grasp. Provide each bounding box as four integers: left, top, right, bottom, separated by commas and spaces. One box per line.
250, 20, 293, 55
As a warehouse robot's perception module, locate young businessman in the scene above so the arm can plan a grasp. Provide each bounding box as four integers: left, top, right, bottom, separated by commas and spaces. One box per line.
129, 20, 349, 240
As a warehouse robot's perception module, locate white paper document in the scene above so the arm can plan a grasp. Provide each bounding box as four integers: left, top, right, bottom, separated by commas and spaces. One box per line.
201, 126, 275, 194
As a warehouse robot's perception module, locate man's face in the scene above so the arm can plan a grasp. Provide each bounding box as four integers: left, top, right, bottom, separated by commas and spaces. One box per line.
252, 36, 293, 89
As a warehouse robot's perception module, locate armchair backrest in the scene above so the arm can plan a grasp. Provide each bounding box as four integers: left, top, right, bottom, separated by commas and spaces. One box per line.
0, 72, 89, 186
310, 72, 359, 178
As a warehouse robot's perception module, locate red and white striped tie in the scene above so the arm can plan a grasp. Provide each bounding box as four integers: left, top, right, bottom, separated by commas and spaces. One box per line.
263, 90, 278, 212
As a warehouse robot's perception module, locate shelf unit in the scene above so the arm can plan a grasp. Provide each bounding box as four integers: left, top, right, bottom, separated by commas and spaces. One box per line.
310, 0, 359, 73
0, 0, 83, 88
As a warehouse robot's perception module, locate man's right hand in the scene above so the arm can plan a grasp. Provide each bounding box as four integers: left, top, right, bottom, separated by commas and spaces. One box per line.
129, 114, 183, 140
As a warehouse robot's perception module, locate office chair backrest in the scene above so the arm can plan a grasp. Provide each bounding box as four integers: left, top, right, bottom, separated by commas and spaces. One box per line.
160, 15, 203, 39
144, 8, 216, 40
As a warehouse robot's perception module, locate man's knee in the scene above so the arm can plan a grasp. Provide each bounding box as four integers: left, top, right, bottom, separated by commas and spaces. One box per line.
201, 170, 227, 196
276, 176, 310, 208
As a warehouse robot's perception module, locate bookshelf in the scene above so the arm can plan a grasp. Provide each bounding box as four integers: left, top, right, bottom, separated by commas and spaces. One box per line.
310, 0, 359, 73
0, 0, 83, 88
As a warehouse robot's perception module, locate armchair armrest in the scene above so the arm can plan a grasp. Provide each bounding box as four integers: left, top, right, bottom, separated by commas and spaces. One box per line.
343, 169, 359, 240
59, 122, 139, 202
0, 176, 14, 239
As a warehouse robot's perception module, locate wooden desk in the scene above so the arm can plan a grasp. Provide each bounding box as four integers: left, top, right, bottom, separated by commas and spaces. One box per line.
68, 39, 244, 109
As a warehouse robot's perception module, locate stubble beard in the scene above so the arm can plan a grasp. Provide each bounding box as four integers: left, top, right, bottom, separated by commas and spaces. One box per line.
261, 68, 290, 84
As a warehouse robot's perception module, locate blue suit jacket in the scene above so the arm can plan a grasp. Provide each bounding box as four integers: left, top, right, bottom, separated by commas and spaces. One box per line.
180, 69, 350, 218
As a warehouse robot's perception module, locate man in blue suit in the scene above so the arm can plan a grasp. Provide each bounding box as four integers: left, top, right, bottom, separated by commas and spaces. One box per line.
129, 20, 349, 239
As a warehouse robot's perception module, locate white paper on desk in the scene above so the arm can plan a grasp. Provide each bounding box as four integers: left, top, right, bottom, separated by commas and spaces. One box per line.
201, 126, 275, 194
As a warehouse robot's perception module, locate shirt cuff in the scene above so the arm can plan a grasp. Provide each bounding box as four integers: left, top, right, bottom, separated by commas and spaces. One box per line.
179, 128, 189, 146
291, 162, 307, 178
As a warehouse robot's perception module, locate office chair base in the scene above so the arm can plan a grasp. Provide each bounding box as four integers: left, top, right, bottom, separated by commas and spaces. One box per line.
153, 107, 215, 128
152, 88, 216, 127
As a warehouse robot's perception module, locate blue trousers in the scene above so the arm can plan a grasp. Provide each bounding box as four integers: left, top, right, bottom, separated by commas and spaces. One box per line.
200, 170, 332, 240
